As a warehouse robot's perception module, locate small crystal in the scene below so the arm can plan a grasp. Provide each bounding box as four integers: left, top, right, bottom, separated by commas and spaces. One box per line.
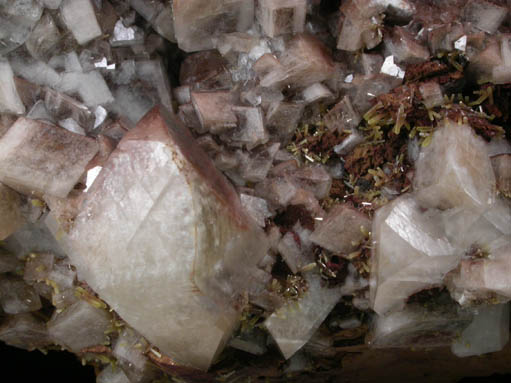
96, 365, 131, 383
324, 96, 361, 132
0, 313, 50, 351
61, 0, 102, 45
0, 277, 42, 314
173, 0, 255, 52
257, 0, 307, 38
264, 272, 343, 359
310, 204, 371, 256
47, 300, 111, 353
463, 0, 508, 34
191, 91, 237, 134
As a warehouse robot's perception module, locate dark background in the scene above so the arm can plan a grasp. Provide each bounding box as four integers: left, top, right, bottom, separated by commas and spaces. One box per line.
1, 342, 510, 383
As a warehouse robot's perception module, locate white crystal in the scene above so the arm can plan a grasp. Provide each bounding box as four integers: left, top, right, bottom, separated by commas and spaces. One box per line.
452, 304, 510, 357
370, 195, 459, 315
61, 0, 102, 45
0, 60, 26, 115
55, 107, 268, 370
0, 118, 98, 198
97, 365, 130, 383
380, 55, 405, 79
47, 300, 111, 353
414, 121, 496, 211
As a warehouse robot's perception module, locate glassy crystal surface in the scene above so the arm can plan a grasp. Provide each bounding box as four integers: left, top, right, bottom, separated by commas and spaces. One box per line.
370, 195, 459, 315
47, 299, 111, 353
0, 0, 43, 55
0, 117, 98, 198
0, 313, 50, 351
414, 121, 496, 211
60, 0, 102, 45
264, 272, 343, 359
257, 0, 306, 38
54, 107, 268, 370
173, 0, 255, 52
452, 304, 510, 357
0, 60, 26, 115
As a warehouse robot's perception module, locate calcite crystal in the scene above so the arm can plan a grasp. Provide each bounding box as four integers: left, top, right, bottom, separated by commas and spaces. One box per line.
0, 117, 98, 198
414, 121, 496, 211
370, 194, 458, 315
3, 0, 511, 381
54, 107, 268, 370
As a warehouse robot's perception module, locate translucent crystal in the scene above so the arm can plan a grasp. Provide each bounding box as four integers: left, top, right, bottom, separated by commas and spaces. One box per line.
384, 27, 430, 65
414, 121, 496, 211
257, 0, 306, 38
0, 313, 50, 351
240, 193, 274, 227
463, 0, 508, 34
224, 106, 269, 150
0, 183, 25, 240
0, 247, 22, 274
173, 0, 255, 52
55, 107, 268, 370
492, 154, 511, 197
96, 365, 131, 383
110, 19, 144, 47
47, 300, 111, 353
310, 204, 371, 256
191, 91, 237, 134
419, 81, 444, 109
265, 101, 304, 143
0, 0, 43, 55
23, 253, 55, 284
229, 328, 268, 355
323, 96, 361, 132
61, 0, 102, 45
264, 272, 343, 359
113, 327, 159, 383
0, 277, 42, 314
0, 60, 26, 115
277, 230, 314, 274
452, 304, 510, 357
301, 83, 334, 105
0, 117, 98, 198
369, 302, 472, 348
25, 13, 61, 60
370, 195, 459, 315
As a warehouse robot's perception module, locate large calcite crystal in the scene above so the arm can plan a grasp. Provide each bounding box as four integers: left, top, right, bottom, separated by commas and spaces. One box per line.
173, 0, 254, 52
370, 195, 459, 315
256, 0, 306, 38
0, 117, 98, 198
55, 107, 268, 370
414, 121, 496, 211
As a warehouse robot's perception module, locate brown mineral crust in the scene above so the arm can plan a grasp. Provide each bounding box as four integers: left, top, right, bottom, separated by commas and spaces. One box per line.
404, 61, 449, 83
79, 345, 111, 355
444, 104, 504, 140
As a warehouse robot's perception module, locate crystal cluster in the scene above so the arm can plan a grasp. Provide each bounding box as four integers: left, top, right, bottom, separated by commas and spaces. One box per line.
1, 0, 511, 382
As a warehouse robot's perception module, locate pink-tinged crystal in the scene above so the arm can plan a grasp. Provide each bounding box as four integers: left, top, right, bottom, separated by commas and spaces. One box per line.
54, 107, 268, 370
191, 90, 237, 134
0, 117, 98, 198
492, 154, 511, 196
310, 204, 371, 256
257, 0, 306, 38
0, 313, 50, 351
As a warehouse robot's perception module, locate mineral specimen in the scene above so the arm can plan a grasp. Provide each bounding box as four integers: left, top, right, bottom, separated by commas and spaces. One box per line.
2, 0, 511, 381
52, 107, 268, 370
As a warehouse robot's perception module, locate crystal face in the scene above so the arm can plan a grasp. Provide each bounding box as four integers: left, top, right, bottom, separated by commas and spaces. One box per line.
2, 0, 511, 381
53, 107, 268, 370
